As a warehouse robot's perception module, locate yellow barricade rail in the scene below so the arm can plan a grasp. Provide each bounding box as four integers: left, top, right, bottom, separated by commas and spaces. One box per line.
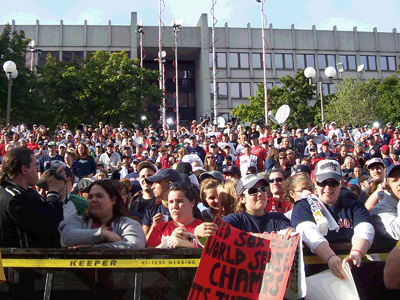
0, 252, 389, 268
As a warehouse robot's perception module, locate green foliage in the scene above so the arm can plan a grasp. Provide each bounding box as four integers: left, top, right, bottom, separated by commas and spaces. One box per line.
0, 24, 46, 125
324, 77, 381, 126
377, 71, 400, 124
36, 51, 163, 128
232, 71, 318, 127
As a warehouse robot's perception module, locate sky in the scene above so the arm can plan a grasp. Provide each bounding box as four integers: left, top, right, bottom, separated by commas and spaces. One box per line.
1, 0, 399, 33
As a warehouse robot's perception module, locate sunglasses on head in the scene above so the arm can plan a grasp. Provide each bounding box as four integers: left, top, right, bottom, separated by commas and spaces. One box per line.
243, 186, 269, 195
268, 177, 284, 183
316, 180, 340, 188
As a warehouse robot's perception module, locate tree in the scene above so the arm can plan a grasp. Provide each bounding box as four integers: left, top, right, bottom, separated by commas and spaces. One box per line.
324, 77, 380, 126
377, 71, 400, 124
231, 71, 319, 127
0, 24, 46, 125
36, 51, 163, 128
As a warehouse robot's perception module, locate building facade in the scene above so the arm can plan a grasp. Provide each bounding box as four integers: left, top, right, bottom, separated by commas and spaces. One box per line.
1, 12, 399, 126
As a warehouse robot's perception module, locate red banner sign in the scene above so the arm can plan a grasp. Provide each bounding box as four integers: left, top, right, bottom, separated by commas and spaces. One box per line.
188, 218, 299, 300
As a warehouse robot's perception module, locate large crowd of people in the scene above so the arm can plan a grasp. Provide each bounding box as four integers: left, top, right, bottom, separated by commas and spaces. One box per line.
0, 118, 400, 290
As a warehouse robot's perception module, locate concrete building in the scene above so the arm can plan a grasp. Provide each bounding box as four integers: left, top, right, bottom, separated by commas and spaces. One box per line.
1, 12, 399, 126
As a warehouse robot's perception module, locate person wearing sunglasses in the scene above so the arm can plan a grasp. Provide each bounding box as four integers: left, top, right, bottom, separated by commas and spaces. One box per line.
291, 159, 375, 280
147, 182, 203, 248
265, 169, 292, 214
221, 174, 293, 238
60, 179, 146, 249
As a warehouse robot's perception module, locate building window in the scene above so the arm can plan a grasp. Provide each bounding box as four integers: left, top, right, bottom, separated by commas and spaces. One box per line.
38, 51, 60, 67
209, 53, 227, 69
275, 54, 293, 69
231, 83, 251, 98
380, 56, 397, 71
321, 83, 336, 96
297, 54, 315, 69
62, 51, 84, 63
252, 53, 272, 69
360, 55, 377, 71
318, 54, 336, 69
339, 55, 356, 70
253, 82, 272, 96
229, 53, 249, 69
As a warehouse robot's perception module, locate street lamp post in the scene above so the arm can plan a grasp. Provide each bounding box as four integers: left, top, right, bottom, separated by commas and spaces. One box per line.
304, 66, 337, 127
172, 19, 184, 127
3, 61, 18, 124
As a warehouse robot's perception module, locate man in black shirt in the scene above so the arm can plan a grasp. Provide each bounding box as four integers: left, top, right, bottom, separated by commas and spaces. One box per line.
141, 168, 182, 238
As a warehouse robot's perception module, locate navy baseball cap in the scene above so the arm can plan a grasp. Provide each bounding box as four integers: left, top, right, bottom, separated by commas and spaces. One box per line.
294, 165, 312, 176
222, 165, 241, 178
199, 170, 225, 183
145, 169, 182, 184
386, 162, 400, 179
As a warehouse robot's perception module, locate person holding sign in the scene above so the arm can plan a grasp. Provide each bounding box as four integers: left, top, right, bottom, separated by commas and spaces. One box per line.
291, 160, 375, 279
147, 182, 203, 248
221, 174, 293, 237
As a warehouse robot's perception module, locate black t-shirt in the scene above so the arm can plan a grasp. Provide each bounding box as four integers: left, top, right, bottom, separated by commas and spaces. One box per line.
291, 197, 372, 243
222, 211, 291, 233
142, 202, 171, 227
128, 194, 156, 223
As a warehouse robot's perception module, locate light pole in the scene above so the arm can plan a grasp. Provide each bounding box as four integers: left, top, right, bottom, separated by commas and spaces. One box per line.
3, 61, 18, 124
256, 0, 268, 124
304, 66, 337, 127
211, 0, 218, 125
136, 22, 144, 68
172, 19, 184, 127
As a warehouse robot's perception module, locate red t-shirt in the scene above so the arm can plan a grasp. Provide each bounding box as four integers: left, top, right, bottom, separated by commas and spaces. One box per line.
251, 146, 267, 172
147, 218, 203, 248
27, 142, 38, 151
265, 197, 292, 214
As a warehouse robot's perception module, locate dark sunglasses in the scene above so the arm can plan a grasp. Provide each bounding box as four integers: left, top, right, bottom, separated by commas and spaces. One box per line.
316, 180, 340, 188
268, 177, 284, 183
244, 186, 269, 195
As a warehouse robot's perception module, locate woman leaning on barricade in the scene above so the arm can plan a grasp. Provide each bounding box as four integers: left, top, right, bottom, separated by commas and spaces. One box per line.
290, 159, 375, 279
60, 179, 146, 249
146, 182, 204, 248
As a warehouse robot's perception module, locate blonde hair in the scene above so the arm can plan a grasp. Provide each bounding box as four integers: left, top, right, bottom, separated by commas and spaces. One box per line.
284, 173, 314, 204
200, 178, 222, 207
217, 179, 238, 217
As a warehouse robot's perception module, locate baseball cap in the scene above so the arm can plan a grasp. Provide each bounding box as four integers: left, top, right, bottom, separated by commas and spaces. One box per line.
331, 122, 336, 126
48, 141, 57, 147
137, 161, 158, 173
72, 178, 95, 194
366, 135, 374, 140
95, 143, 102, 147
210, 143, 218, 148
366, 158, 384, 169
59, 143, 66, 148
236, 174, 269, 195
314, 160, 342, 183
175, 162, 193, 176
381, 145, 389, 155
386, 162, 400, 178
145, 169, 182, 184
321, 141, 329, 146
221, 165, 241, 178
294, 165, 312, 175
132, 158, 141, 164
199, 170, 225, 183
189, 135, 196, 140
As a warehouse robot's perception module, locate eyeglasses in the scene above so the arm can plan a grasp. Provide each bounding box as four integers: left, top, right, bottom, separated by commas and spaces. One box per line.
268, 177, 284, 183
243, 186, 269, 195
316, 180, 340, 188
